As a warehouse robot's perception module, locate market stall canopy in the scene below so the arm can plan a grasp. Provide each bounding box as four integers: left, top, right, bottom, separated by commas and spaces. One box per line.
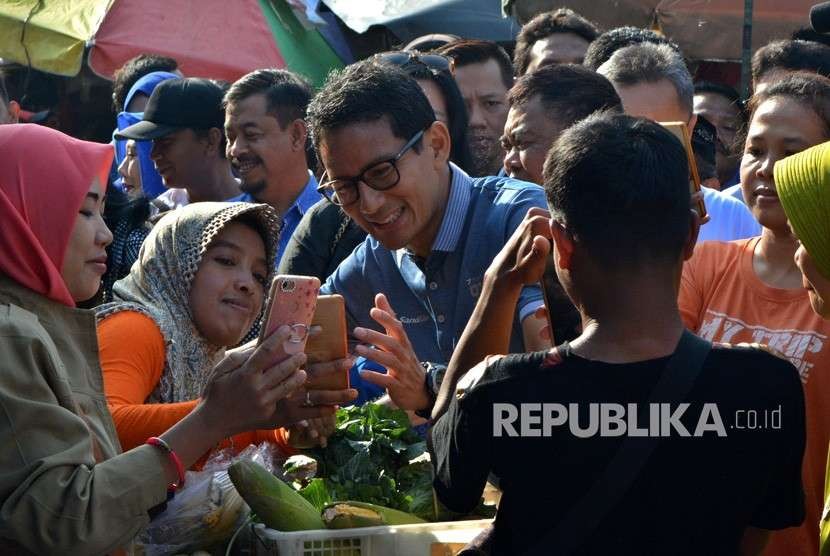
0, 0, 112, 76
89, 0, 344, 84
321, 0, 520, 44
0, 0, 342, 85
504, 0, 815, 61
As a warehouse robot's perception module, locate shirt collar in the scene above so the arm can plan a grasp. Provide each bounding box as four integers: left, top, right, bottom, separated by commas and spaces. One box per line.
286, 171, 320, 218
432, 163, 472, 252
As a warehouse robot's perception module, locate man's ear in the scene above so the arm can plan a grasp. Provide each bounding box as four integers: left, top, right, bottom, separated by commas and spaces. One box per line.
425, 120, 451, 169
683, 209, 701, 260
8, 100, 19, 123
289, 119, 308, 152
549, 220, 574, 270
206, 127, 223, 157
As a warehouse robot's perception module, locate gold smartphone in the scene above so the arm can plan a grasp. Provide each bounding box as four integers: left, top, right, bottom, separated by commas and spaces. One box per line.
304, 294, 350, 390
660, 121, 708, 220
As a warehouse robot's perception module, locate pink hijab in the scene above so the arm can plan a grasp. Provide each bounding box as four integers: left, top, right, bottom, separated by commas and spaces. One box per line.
0, 124, 113, 306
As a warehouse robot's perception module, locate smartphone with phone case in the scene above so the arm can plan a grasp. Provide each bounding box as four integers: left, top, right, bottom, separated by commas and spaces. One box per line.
304, 294, 350, 390
258, 275, 321, 365
659, 121, 708, 220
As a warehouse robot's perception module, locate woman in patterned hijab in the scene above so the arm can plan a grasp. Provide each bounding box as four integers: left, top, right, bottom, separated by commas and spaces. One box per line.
95, 202, 292, 454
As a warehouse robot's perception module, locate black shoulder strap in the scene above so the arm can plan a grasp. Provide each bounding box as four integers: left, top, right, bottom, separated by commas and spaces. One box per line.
528, 330, 712, 555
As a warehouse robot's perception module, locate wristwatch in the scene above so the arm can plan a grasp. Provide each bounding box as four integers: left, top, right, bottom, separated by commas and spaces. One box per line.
414, 361, 447, 420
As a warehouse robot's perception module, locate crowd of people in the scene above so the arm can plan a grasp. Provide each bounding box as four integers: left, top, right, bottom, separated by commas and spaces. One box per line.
2, 5, 830, 555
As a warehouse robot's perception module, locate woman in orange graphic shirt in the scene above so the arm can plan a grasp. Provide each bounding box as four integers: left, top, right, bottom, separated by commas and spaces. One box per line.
679, 73, 830, 556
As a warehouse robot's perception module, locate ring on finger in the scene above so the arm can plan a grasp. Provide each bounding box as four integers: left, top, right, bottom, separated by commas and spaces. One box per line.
303, 390, 314, 407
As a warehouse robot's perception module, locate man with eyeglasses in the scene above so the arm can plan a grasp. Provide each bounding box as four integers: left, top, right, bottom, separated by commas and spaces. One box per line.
307, 61, 550, 409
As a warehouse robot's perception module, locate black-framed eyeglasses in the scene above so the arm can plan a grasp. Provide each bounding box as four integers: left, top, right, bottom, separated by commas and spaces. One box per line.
317, 129, 425, 207
377, 51, 455, 76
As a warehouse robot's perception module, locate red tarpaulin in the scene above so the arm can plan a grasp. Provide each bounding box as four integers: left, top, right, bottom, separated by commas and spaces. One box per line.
88, 0, 286, 81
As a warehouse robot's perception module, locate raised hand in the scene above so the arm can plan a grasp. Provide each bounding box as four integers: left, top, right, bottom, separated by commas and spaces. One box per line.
485, 206, 553, 289
353, 293, 432, 412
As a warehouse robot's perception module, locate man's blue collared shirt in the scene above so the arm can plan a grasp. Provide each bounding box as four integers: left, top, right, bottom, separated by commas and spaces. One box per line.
231, 171, 320, 264
321, 164, 546, 365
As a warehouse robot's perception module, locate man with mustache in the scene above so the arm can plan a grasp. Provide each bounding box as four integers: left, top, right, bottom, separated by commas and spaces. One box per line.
501, 64, 622, 186
224, 69, 320, 264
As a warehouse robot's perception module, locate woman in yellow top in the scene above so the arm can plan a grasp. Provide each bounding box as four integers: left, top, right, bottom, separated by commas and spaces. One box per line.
775, 140, 830, 554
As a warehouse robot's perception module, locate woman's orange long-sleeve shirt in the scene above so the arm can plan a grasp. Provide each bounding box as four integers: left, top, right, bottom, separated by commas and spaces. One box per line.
97, 310, 292, 464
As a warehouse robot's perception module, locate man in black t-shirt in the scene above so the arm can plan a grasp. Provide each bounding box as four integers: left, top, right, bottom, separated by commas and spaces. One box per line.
377, 113, 805, 554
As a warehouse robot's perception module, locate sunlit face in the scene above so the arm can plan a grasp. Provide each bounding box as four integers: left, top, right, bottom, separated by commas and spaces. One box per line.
150, 128, 209, 189
188, 221, 268, 347
61, 178, 113, 302
454, 59, 510, 176
501, 95, 563, 184
225, 93, 300, 198
319, 118, 449, 258
118, 139, 143, 198
794, 242, 830, 318
740, 97, 827, 231
526, 33, 590, 73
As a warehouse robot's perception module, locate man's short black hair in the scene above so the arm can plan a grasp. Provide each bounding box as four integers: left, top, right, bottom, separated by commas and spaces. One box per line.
543, 112, 691, 268
583, 26, 681, 70
223, 69, 312, 129
751, 39, 830, 85
513, 8, 600, 75
111, 53, 178, 112
509, 64, 622, 127
435, 39, 514, 89
307, 60, 436, 154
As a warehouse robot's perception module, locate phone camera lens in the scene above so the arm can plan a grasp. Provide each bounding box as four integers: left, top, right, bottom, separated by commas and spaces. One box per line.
281, 280, 295, 293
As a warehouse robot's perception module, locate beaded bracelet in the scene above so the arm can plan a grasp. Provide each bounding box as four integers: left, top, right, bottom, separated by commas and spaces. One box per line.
146, 436, 186, 490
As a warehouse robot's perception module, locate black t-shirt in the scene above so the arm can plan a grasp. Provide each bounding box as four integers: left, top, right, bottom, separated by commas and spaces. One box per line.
428, 343, 806, 555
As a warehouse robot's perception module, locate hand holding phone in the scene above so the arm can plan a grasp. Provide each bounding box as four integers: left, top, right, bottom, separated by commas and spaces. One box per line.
258, 275, 320, 365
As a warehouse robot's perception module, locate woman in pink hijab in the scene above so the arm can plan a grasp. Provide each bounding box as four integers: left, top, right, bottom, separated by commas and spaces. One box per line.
0, 124, 351, 554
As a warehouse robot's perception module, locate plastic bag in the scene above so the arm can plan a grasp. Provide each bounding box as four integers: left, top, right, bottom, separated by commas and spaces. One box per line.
138, 442, 278, 555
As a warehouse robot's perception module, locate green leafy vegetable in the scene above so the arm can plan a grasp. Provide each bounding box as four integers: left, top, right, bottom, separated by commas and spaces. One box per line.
295, 403, 494, 522
297, 404, 433, 518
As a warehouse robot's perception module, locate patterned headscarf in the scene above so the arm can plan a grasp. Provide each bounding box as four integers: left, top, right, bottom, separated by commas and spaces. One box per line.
96, 202, 280, 402
775, 141, 830, 280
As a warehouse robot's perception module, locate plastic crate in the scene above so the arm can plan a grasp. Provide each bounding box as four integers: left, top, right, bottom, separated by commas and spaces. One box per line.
249, 519, 492, 556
